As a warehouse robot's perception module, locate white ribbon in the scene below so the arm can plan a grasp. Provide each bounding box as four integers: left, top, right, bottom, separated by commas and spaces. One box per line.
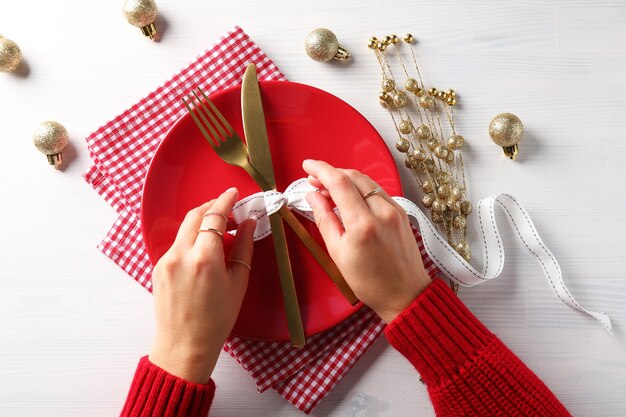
229, 178, 612, 334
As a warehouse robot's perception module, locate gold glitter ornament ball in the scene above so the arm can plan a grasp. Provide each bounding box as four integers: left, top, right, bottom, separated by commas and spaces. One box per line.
305, 28, 350, 62
123, 0, 158, 40
33, 121, 69, 168
0, 35, 22, 72
489, 112, 523, 159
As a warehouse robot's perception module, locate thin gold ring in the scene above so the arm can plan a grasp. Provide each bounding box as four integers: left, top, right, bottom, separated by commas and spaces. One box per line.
362, 187, 383, 200
228, 259, 251, 271
197, 227, 224, 239
203, 211, 228, 223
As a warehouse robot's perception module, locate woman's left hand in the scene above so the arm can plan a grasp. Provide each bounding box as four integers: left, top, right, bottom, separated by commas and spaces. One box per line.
148, 187, 256, 384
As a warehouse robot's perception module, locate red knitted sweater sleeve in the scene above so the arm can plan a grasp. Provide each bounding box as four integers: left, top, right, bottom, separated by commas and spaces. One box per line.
120, 356, 215, 417
385, 278, 572, 416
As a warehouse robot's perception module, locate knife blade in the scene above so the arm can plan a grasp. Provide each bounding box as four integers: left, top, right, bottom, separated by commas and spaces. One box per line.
241, 64, 358, 306
242, 64, 305, 347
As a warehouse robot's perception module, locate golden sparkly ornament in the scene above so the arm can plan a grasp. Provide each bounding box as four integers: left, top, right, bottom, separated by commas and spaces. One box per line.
33, 121, 69, 168
460, 200, 472, 216
403, 33, 414, 44
488, 112, 523, 160
123, 0, 158, 40
422, 180, 434, 194
446, 134, 464, 150
305, 28, 350, 62
392, 91, 408, 108
0, 35, 22, 72
405, 78, 419, 93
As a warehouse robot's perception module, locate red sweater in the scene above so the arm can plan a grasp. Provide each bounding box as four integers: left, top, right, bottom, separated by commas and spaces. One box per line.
121, 279, 572, 416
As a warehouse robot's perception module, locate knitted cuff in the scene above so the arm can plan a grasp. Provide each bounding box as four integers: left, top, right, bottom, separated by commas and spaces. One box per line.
120, 356, 215, 417
384, 278, 494, 386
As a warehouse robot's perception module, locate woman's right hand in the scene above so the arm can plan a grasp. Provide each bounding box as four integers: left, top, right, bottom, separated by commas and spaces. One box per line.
303, 159, 432, 323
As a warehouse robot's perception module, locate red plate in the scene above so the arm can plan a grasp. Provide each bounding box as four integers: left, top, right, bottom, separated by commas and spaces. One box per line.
141, 81, 402, 341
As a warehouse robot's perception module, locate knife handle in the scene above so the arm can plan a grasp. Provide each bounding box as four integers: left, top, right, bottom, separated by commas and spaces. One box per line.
278, 206, 359, 306
268, 212, 306, 347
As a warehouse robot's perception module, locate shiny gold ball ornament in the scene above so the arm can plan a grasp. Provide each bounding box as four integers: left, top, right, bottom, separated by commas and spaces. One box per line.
437, 184, 451, 199
426, 138, 439, 151
123, 0, 158, 40
398, 119, 414, 134
305, 28, 350, 62
395, 138, 410, 153
379, 91, 393, 109
33, 121, 69, 168
367, 37, 378, 49
455, 240, 469, 255
449, 186, 464, 201
436, 171, 451, 184
488, 112, 523, 160
0, 35, 22, 72
403, 33, 414, 44
416, 124, 431, 140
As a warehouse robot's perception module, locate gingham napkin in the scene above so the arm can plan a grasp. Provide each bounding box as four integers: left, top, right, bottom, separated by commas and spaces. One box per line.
84, 26, 440, 414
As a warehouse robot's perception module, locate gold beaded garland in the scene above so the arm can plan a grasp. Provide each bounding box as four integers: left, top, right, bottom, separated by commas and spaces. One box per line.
431, 212, 444, 224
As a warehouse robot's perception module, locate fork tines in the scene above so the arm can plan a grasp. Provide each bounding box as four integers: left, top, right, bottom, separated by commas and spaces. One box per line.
182, 88, 235, 146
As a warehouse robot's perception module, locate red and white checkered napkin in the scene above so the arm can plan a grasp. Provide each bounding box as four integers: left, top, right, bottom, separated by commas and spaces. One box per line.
84, 26, 440, 414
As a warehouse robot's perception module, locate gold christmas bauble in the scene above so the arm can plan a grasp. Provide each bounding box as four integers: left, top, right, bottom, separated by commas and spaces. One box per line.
33, 121, 69, 168
305, 28, 350, 62
489, 113, 523, 147
0, 35, 22, 72
123, 0, 158, 40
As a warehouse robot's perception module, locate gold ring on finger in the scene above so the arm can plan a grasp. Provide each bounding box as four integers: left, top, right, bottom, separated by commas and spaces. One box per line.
228, 259, 251, 271
362, 187, 383, 200
197, 227, 224, 239
203, 211, 229, 223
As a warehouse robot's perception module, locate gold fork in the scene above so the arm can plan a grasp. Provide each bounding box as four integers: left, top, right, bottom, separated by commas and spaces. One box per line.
183, 88, 357, 305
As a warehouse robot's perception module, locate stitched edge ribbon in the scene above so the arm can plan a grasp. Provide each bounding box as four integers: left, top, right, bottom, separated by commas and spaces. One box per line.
228, 178, 612, 334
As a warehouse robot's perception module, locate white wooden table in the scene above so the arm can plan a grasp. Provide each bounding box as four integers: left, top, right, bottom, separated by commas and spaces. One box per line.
1, 1, 625, 415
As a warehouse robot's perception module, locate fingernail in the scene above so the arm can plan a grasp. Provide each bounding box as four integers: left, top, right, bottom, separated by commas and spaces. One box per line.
305, 192, 315, 206
226, 186, 238, 193
303, 159, 315, 167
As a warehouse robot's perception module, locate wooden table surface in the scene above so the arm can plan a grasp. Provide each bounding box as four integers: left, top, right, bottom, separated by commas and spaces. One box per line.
1, 0, 625, 415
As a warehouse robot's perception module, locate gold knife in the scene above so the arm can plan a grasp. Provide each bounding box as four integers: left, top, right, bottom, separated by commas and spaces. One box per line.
241, 64, 358, 307
242, 65, 305, 347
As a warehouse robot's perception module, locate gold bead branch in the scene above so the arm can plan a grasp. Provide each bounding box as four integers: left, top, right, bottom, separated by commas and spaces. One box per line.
368, 33, 473, 291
